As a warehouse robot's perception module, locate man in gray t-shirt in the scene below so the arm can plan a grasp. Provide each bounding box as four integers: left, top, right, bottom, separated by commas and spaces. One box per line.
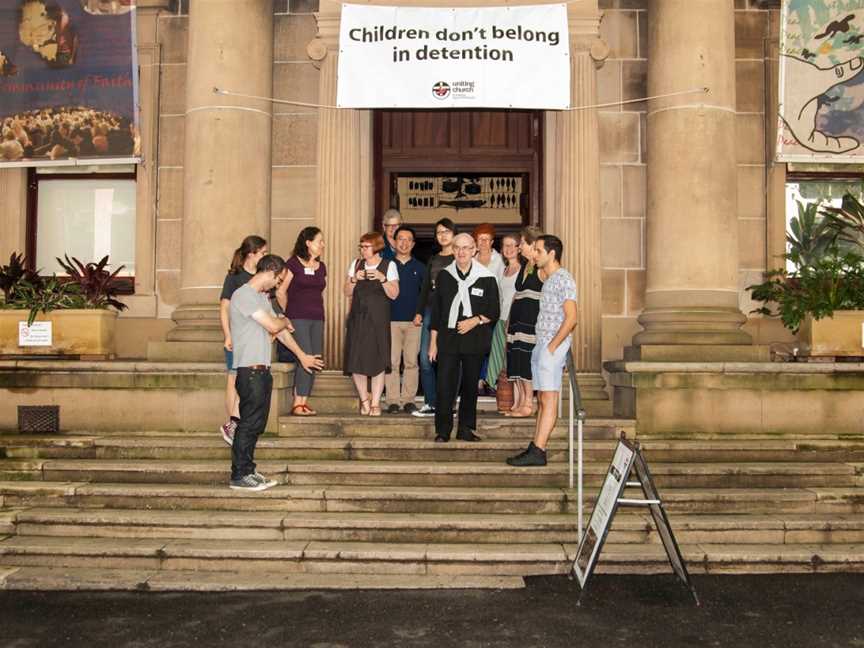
228, 255, 324, 491
507, 235, 578, 468
230, 284, 276, 370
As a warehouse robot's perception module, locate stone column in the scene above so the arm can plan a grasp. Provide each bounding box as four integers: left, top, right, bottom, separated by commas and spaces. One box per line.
150, 0, 274, 361
546, 10, 609, 405
313, 7, 373, 369
557, 49, 603, 375
633, 0, 751, 352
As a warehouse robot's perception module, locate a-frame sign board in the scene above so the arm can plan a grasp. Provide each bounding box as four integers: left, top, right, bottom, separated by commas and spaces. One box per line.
571, 433, 700, 606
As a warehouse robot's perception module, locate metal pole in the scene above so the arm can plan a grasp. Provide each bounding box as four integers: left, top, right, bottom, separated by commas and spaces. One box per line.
568, 381, 574, 490
577, 417, 583, 543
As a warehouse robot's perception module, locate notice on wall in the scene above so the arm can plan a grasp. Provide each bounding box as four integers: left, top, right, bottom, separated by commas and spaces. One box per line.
337, 3, 570, 109
19, 321, 52, 346
777, 0, 864, 162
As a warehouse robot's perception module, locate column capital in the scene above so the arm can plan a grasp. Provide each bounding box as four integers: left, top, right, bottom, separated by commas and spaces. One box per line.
568, 10, 602, 51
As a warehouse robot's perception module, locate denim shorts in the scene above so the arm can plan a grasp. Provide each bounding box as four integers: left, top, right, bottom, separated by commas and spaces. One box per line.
530, 341, 570, 392
224, 348, 236, 375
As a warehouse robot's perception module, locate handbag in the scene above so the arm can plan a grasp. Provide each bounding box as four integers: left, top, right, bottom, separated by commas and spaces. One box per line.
495, 369, 514, 412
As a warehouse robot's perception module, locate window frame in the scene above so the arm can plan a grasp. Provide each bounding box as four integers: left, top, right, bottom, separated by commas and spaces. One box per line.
25, 168, 137, 295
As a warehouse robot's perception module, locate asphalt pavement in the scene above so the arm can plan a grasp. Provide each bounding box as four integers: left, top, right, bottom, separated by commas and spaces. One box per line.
2, 573, 863, 647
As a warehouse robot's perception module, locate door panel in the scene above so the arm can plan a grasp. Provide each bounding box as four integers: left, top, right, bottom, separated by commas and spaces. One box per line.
374, 109, 543, 235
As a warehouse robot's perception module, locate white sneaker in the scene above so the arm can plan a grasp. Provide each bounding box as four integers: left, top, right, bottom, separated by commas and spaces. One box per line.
411, 404, 435, 418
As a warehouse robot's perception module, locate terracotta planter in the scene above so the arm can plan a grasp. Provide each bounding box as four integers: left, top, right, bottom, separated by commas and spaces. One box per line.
0, 309, 118, 357
798, 311, 864, 358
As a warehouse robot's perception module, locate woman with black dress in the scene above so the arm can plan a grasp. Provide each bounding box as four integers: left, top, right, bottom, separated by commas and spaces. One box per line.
343, 232, 400, 416
505, 226, 544, 417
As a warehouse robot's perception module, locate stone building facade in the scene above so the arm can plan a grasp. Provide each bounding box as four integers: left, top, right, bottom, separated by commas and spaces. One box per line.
0, 0, 794, 374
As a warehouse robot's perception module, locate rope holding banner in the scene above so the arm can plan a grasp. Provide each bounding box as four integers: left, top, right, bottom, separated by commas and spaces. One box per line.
213, 86, 711, 112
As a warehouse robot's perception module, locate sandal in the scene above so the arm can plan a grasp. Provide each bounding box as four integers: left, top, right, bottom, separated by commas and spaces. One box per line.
291, 404, 314, 417
300, 403, 317, 416
359, 399, 371, 415
369, 404, 382, 417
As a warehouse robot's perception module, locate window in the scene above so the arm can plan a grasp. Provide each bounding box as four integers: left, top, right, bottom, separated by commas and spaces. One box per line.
27, 167, 136, 292
785, 172, 864, 272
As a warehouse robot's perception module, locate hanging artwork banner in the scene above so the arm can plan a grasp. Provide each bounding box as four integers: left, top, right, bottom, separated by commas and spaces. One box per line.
777, 0, 864, 162
0, 0, 139, 167
336, 3, 570, 109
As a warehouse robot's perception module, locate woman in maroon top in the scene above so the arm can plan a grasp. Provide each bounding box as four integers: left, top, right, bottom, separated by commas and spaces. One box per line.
276, 227, 326, 416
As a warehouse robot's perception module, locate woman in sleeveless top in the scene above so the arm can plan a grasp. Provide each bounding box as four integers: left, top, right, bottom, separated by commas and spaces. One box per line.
343, 231, 400, 416
505, 227, 544, 417
275, 227, 326, 416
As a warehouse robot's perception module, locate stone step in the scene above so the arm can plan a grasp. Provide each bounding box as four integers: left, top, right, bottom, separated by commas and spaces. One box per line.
1, 481, 862, 516
1, 458, 861, 489
279, 461, 864, 490
0, 566, 525, 591
3, 435, 864, 464
10, 507, 864, 546
275, 415, 631, 438
1, 536, 862, 578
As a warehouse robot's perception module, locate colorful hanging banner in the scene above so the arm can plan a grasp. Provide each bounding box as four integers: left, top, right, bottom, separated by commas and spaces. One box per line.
0, 0, 139, 167
778, 0, 864, 163
337, 3, 570, 109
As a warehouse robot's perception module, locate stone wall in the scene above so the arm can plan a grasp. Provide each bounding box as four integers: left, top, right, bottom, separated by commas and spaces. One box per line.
597, 0, 784, 362
1, 0, 790, 361
150, 0, 321, 348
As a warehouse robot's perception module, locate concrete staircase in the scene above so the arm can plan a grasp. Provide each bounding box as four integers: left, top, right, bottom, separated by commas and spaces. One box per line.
1, 413, 863, 591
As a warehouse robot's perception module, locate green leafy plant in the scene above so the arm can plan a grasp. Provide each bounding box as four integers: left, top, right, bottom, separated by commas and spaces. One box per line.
0, 253, 42, 302
821, 192, 864, 251
55, 255, 128, 312
748, 193, 864, 332
7, 277, 88, 326
0, 253, 128, 325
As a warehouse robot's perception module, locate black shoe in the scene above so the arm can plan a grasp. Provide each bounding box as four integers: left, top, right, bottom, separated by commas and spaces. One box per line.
386, 403, 400, 414
456, 428, 482, 442
434, 435, 449, 443
403, 403, 418, 414
506, 442, 547, 467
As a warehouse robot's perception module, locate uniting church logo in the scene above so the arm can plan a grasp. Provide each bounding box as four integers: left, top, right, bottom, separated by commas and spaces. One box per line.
431, 81, 450, 99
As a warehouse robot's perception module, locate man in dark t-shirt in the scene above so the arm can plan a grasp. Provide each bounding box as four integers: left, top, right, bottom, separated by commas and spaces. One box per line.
386, 226, 426, 414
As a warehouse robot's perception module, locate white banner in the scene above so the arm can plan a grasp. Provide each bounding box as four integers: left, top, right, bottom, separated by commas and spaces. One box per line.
336, 3, 571, 109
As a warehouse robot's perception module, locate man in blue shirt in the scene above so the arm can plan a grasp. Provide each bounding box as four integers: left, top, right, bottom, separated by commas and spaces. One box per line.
386, 225, 426, 414
380, 208, 402, 261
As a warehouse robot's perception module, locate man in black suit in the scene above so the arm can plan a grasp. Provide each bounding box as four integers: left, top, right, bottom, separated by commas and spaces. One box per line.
428, 233, 500, 443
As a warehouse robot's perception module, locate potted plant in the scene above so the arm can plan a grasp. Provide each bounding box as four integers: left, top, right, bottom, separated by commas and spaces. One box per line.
0, 253, 128, 358
748, 193, 864, 358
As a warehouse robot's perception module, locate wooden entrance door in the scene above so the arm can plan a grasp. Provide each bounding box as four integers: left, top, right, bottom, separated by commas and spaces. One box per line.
374, 109, 543, 253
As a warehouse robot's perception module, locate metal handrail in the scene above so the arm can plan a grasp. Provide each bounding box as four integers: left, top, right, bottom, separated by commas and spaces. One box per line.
565, 350, 588, 542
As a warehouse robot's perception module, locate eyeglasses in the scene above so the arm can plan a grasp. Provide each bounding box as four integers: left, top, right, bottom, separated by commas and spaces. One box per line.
358, 244, 373, 249
453, 245, 475, 252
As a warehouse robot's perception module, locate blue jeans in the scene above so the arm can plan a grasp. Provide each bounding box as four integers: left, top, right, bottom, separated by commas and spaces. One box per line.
419, 307, 436, 408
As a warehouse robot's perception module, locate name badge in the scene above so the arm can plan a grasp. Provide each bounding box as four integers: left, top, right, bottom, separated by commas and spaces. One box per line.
304, 267, 315, 276
471, 287, 484, 297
